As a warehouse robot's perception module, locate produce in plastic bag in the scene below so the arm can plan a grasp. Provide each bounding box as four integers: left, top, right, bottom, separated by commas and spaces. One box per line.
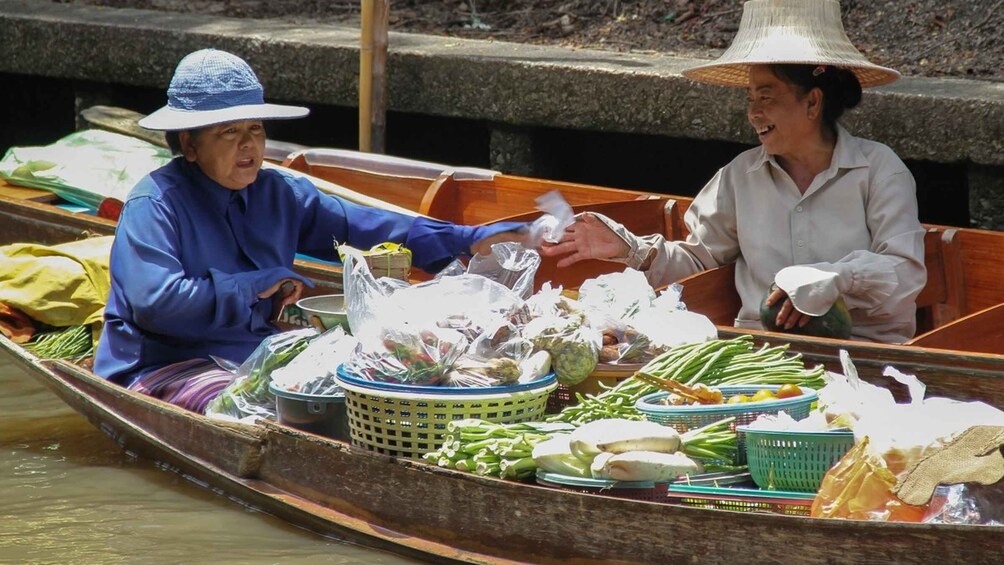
340, 246, 410, 337
270, 327, 359, 395
344, 326, 468, 385
577, 268, 656, 321
205, 327, 317, 421
811, 437, 930, 522
524, 314, 600, 386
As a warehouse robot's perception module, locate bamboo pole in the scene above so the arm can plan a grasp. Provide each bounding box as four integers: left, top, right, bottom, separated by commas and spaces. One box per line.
359, 0, 389, 153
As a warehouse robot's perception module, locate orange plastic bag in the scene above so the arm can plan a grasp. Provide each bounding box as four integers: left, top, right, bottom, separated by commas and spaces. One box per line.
811, 437, 928, 522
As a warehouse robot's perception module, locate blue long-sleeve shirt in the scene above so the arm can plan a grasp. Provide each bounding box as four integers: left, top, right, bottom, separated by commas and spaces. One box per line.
94, 158, 523, 385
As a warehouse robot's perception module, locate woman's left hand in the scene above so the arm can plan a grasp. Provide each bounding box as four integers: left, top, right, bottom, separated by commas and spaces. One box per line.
765, 286, 814, 330
258, 278, 305, 323
470, 228, 529, 256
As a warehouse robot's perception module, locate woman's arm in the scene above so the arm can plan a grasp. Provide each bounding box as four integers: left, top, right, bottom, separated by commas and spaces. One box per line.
805, 170, 927, 317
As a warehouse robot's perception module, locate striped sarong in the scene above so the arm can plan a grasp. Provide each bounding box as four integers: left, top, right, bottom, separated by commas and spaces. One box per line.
128, 358, 234, 414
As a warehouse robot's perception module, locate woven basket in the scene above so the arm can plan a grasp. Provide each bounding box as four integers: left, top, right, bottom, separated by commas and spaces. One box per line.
740, 428, 856, 492
666, 484, 816, 516
335, 368, 557, 459
635, 385, 818, 464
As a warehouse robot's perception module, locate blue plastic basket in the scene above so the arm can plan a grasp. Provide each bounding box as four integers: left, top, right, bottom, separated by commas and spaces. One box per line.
635, 385, 818, 464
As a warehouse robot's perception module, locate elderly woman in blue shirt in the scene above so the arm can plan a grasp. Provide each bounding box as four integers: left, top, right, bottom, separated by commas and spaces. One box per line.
94, 49, 525, 412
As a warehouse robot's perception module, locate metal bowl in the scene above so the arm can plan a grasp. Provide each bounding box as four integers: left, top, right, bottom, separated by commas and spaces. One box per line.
296, 294, 350, 333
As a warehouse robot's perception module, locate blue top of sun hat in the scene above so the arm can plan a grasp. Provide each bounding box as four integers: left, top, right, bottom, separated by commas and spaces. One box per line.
139, 48, 309, 131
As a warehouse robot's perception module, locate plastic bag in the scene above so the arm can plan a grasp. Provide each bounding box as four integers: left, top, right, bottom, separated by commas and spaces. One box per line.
270, 327, 359, 395
595, 319, 653, 364
343, 326, 468, 385
205, 328, 317, 421
922, 484, 1004, 526
811, 437, 930, 522
524, 314, 600, 386
526, 190, 575, 246
340, 246, 410, 337
577, 268, 656, 321
466, 242, 541, 299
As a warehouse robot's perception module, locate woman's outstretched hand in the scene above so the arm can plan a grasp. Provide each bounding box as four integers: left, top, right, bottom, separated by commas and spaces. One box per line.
538, 212, 630, 268
764, 286, 814, 330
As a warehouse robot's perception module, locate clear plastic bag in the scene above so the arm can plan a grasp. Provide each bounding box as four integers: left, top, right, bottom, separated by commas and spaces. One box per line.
466, 242, 541, 299
523, 314, 600, 386
270, 327, 358, 395
526, 190, 575, 247
343, 326, 468, 385
205, 327, 317, 421
577, 268, 656, 321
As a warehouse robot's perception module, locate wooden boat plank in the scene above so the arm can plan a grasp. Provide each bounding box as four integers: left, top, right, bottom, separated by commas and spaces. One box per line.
0, 338, 995, 564
906, 303, 1004, 353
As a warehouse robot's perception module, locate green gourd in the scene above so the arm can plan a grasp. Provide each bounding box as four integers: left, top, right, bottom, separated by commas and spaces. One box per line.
759, 284, 853, 339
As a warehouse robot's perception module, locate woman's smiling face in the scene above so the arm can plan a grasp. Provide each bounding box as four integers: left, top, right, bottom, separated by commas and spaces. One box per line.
746, 65, 821, 158
181, 120, 266, 190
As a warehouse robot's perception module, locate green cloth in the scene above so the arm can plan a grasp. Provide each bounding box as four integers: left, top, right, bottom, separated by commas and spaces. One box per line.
0, 129, 171, 211
0, 236, 113, 327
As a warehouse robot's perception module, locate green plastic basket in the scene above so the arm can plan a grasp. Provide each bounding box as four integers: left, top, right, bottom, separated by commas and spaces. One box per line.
335, 368, 557, 459
740, 428, 856, 492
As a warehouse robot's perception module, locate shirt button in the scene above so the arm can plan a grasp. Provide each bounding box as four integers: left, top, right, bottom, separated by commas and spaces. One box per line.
795, 206, 804, 212
797, 240, 805, 247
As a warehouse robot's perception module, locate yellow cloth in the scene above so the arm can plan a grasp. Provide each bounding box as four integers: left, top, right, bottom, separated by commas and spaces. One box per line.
0, 236, 113, 327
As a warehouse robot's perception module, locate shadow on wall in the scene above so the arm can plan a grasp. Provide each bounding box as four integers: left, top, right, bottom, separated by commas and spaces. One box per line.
1, 72, 971, 229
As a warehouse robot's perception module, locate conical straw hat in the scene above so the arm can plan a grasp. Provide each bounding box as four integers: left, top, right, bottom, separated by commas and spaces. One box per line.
682, 0, 899, 88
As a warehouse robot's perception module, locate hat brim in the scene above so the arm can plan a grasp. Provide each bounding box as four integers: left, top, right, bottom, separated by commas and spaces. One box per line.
138, 102, 310, 131
682, 60, 900, 89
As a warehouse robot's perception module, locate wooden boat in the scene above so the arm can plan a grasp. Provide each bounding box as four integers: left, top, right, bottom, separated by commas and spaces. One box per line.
2, 334, 1000, 565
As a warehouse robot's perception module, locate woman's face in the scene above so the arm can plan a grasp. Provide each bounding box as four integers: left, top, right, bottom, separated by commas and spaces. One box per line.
746, 66, 822, 157
181, 120, 266, 190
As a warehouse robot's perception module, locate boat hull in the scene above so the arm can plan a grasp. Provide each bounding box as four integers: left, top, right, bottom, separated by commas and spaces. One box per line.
2, 336, 999, 565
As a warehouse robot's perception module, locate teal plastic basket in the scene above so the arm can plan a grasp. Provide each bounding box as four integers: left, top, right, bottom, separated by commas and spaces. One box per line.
740, 428, 855, 492
635, 385, 818, 465
635, 385, 817, 432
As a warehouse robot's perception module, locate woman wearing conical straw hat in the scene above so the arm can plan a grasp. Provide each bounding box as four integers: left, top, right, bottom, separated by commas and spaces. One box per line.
541, 0, 926, 344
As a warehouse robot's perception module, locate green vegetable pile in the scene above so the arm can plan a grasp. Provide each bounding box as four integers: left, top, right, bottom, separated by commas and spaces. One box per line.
548, 335, 826, 426
424, 420, 574, 480
206, 332, 312, 418
24, 324, 93, 360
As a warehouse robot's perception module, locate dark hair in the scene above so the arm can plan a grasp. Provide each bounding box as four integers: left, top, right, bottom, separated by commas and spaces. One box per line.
164, 128, 203, 155
767, 64, 862, 133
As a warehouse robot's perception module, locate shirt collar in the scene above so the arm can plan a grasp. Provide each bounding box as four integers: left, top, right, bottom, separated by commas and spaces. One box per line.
180, 158, 250, 214
745, 123, 870, 175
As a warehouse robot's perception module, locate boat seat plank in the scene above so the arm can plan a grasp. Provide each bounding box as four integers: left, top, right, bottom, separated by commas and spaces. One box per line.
283, 153, 434, 213
0, 179, 61, 203
906, 302, 1004, 353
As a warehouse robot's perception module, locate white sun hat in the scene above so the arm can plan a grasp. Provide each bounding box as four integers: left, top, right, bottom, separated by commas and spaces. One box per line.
682, 0, 900, 89
139, 48, 309, 131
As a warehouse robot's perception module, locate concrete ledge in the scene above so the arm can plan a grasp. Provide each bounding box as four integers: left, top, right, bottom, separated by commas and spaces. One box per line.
1, 0, 1003, 166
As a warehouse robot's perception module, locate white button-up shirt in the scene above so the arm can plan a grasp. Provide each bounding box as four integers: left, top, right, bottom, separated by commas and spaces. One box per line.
608, 125, 926, 343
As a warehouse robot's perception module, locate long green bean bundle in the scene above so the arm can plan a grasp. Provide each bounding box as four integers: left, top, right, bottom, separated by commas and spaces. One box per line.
24, 325, 94, 360
548, 336, 827, 425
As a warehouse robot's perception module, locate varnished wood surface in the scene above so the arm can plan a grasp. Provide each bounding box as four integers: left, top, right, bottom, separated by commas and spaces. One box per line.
907, 303, 1004, 353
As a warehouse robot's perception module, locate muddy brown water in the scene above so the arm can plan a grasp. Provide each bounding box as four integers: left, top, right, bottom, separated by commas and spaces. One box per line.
0, 357, 414, 564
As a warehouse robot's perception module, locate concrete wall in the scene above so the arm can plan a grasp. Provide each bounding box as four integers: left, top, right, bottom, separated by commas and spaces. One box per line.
2, 0, 1003, 227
